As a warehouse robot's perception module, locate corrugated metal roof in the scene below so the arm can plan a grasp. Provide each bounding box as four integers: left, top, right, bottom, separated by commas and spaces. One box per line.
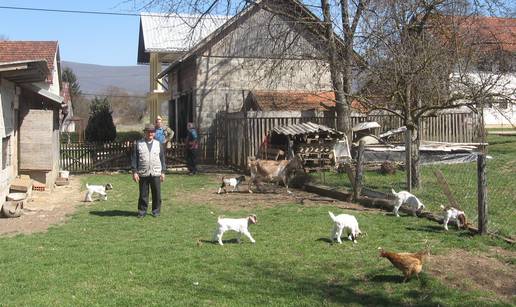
140, 13, 230, 53
272, 122, 343, 136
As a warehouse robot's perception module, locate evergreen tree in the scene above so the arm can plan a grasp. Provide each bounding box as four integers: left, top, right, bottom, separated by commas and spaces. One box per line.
85, 97, 116, 142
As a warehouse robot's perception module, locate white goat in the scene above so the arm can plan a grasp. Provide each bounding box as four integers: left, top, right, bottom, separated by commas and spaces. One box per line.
391, 189, 425, 217
84, 183, 113, 202
328, 212, 362, 244
217, 175, 246, 194
212, 215, 257, 246
441, 205, 467, 231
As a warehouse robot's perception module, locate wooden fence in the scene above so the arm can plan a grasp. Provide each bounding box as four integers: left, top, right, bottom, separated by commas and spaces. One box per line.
212, 110, 483, 169
60, 141, 186, 173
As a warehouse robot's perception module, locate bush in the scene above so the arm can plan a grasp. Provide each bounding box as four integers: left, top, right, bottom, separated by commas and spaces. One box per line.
115, 131, 143, 143
85, 97, 116, 143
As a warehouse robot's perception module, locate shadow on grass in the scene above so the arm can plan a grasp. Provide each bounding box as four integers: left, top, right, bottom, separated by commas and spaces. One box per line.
199, 238, 244, 245
89, 210, 138, 217
370, 274, 404, 283
406, 225, 443, 233
216, 260, 443, 306
316, 238, 333, 244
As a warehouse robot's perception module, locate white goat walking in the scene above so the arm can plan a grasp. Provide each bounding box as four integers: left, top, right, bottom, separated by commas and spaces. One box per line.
391, 189, 425, 217
328, 212, 362, 244
84, 183, 113, 202
212, 215, 257, 246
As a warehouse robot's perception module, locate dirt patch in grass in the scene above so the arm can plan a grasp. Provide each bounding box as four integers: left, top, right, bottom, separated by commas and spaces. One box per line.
0, 176, 84, 237
182, 174, 376, 212
427, 248, 516, 300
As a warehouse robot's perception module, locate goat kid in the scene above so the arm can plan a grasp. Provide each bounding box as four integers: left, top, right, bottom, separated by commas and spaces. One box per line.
391, 189, 425, 217
440, 205, 467, 231
84, 183, 113, 202
328, 211, 362, 243
213, 215, 257, 246
217, 175, 246, 194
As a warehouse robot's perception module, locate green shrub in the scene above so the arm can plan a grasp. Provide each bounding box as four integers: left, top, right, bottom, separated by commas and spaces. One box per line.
85, 97, 116, 143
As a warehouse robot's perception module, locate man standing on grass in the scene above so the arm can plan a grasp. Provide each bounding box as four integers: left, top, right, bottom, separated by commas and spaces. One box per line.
131, 124, 166, 218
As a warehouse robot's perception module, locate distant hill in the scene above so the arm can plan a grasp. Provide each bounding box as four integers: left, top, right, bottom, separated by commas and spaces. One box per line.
62, 61, 149, 95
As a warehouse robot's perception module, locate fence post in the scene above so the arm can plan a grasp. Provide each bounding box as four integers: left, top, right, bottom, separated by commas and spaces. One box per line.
353, 140, 365, 201
477, 153, 487, 235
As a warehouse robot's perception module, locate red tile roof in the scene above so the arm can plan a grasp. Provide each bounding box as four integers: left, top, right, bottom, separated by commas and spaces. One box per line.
462, 16, 516, 53
247, 91, 368, 113
0, 41, 59, 82
248, 91, 336, 111
432, 15, 516, 53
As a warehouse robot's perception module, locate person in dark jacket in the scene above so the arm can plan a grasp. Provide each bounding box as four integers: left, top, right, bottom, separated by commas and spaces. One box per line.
185, 122, 199, 175
131, 124, 166, 218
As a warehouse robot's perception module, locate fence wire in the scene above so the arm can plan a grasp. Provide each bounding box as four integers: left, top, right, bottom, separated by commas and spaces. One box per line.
310, 156, 515, 240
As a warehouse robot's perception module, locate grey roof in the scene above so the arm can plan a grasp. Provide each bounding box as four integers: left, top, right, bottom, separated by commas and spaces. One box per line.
271, 122, 344, 136
137, 13, 230, 64
352, 121, 380, 132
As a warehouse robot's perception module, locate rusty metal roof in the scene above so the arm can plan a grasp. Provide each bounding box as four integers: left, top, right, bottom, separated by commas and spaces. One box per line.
271, 122, 343, 136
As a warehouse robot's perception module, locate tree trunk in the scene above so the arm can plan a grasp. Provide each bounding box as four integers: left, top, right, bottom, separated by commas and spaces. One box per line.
410, 124, 421, 189
321, 0, 346, 134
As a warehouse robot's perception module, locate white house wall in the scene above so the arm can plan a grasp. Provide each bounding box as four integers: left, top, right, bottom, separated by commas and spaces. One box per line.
33, 53, 60, 95
453, 72, 516, 127
0, 78, 17, 203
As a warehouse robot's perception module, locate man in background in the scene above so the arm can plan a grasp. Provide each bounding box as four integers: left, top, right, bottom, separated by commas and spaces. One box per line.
154, 116, 174, 149
185, 122, 199, 175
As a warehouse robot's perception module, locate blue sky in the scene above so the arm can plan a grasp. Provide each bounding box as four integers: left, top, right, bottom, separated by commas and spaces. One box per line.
0, 0, 143, 66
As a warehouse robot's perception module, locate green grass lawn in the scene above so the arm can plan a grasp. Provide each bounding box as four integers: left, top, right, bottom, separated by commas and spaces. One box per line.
311, 134, 516, 238
0, 172, 514, 306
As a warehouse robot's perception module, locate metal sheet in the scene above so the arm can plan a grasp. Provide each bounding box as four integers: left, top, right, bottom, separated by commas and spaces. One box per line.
140, 13, 229, 53
272, 122, 343, 136
352, 121, 380, 132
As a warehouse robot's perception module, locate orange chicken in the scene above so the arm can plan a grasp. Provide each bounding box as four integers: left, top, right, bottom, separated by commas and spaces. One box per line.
378, 247, 428, 282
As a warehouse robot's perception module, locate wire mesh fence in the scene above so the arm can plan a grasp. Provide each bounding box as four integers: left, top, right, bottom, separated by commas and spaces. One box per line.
309, 152, 515, 241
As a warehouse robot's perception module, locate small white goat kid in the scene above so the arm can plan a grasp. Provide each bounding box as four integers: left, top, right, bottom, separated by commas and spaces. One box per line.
84, 183, 113, 202
328, 212, 362, 243
440, 205, 467, 231
391, 189, 425, 217
217, 175, 246, 194
213, 215, 257, 246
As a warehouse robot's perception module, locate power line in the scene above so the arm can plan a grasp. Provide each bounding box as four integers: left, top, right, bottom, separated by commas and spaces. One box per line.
0, 5, 140, 17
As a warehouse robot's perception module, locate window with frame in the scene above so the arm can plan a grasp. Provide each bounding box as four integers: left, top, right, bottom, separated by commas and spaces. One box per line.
2, 136, 11, 170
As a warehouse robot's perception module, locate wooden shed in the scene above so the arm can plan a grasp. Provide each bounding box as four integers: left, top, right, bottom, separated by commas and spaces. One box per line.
265, 122, 345, 172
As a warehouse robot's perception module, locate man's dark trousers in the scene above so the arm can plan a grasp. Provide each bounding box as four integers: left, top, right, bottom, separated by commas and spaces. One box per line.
138, 176, 161, 216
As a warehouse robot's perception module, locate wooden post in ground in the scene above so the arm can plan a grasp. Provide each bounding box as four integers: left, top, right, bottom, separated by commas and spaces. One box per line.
477, 153, 487, 235
354, 140, 365, 201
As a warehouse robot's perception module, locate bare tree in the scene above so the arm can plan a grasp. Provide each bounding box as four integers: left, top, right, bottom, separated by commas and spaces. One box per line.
358, 0, 515, 188
128, 0, 371, 135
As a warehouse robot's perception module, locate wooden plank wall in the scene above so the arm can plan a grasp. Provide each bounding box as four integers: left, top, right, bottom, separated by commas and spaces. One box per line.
213, 111, 481, 169
60, 141, 187, 173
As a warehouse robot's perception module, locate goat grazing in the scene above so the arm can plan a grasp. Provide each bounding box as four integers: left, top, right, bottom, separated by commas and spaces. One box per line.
217, 175, 246, 194
84, 183, 113, 202
212, 215, 257, 246
391, 189, 425, 217
328, 211, 362, 243
440, 205, 467, 231
247, 155, 304, 194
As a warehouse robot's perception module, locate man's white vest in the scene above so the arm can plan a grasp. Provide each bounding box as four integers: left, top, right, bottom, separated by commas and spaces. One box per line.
136, 139, 162, 176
